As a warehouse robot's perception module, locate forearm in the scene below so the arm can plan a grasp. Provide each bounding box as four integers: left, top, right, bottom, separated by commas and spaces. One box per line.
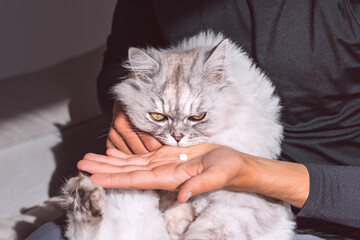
228, 153, 310, 208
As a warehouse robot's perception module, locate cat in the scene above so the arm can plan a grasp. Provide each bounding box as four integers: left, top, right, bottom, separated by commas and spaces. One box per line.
60, 31, 295, 240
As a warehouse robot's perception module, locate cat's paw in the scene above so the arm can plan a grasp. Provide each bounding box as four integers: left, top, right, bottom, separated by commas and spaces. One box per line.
163, 202, 195, 240
60, 173, 107, 224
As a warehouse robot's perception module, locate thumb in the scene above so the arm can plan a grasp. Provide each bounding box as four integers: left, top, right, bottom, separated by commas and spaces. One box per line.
177, 169, 226, 203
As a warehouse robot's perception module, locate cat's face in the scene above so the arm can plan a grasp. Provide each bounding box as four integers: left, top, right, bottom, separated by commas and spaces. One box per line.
113, 40, 237, 147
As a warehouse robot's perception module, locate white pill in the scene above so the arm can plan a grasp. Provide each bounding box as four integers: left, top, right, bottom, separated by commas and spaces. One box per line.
179, 154, 188, 161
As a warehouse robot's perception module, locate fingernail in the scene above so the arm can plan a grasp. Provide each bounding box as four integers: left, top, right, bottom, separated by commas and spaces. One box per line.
185, 192, 192, 202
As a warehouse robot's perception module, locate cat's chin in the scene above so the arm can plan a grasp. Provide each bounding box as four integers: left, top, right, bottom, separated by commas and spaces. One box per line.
158, 138, 203, 148
166, 140, 204, 148
178, 141, 204, 147
177, 142, 191, 148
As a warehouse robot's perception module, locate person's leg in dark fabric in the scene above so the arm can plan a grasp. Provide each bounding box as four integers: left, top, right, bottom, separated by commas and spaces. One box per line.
295, 235, 325, 240
26, 215, 67, 240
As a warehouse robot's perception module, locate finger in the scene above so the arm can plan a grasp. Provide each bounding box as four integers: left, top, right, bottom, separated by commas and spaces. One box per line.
108, 128, 132, 154
106, 148, 132, 158
106, 148, 154, 159
91, 171, 162, 189
77, 160, 149, 174
139, 133, 163, 152
106, 139, 115, 149
117, 130, 149, 154
112, 101, 123, 116
90, 161, 195, 190
83, 152, 150, 166
113, 114, 149, 154
177, 169, 227, 203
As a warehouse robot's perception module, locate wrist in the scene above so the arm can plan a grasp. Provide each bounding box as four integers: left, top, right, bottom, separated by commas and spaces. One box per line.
230, 154, 310, 208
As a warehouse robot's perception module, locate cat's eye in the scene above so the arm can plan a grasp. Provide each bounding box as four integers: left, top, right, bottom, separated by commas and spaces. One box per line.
150, 112, 167, 121
188, 112, 206, 121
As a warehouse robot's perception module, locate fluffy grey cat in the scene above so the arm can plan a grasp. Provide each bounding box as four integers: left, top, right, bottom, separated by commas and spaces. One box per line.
61, 31, 295, 240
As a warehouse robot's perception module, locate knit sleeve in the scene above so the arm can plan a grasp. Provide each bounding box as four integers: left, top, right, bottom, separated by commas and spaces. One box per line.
297, 163, 360, 229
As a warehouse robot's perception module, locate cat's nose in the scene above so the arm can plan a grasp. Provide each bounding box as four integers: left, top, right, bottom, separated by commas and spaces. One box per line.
171, 134, 184, 142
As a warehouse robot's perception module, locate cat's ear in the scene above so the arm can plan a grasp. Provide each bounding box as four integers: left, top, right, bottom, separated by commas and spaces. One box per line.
128, 47, 159, 81
204, 39, 229, 82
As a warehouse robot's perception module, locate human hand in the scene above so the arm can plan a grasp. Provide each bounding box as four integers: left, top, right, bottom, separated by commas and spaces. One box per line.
107, 101, 162, 154
78, 143, 309, 208
77, 143, 244, 202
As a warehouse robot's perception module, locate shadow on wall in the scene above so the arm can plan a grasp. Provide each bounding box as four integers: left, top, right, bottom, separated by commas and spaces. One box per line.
49, 116, 108, 197
0, 47, 111, 239
0, 46, 109, 191
0, 46, 107, 148
11, 118, 108, 240
46, 47, 110, 197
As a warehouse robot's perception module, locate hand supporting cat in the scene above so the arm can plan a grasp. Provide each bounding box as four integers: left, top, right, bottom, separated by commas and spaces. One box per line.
106, 105, 163, 154
78, 144, 309, 209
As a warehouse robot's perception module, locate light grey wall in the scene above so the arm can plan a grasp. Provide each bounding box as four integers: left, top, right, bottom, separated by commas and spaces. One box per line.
0, 0, 117, 79
0, 0, 118, 221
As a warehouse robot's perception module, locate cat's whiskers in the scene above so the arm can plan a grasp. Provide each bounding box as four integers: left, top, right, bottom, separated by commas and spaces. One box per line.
95, 133, 111, 139
114, 134, 161, 140
97, 132, 163, 141
96, 127, 112, 133
112, 129, 150, 134
95, 126, 152, 139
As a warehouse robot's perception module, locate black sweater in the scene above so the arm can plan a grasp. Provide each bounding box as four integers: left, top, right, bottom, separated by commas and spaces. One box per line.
97, 0, 360, 238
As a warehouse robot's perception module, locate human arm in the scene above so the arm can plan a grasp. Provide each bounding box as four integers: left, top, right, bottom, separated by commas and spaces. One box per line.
79, 146, 360, 231
296, 164, 360, 229
77, 144, 310, 208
